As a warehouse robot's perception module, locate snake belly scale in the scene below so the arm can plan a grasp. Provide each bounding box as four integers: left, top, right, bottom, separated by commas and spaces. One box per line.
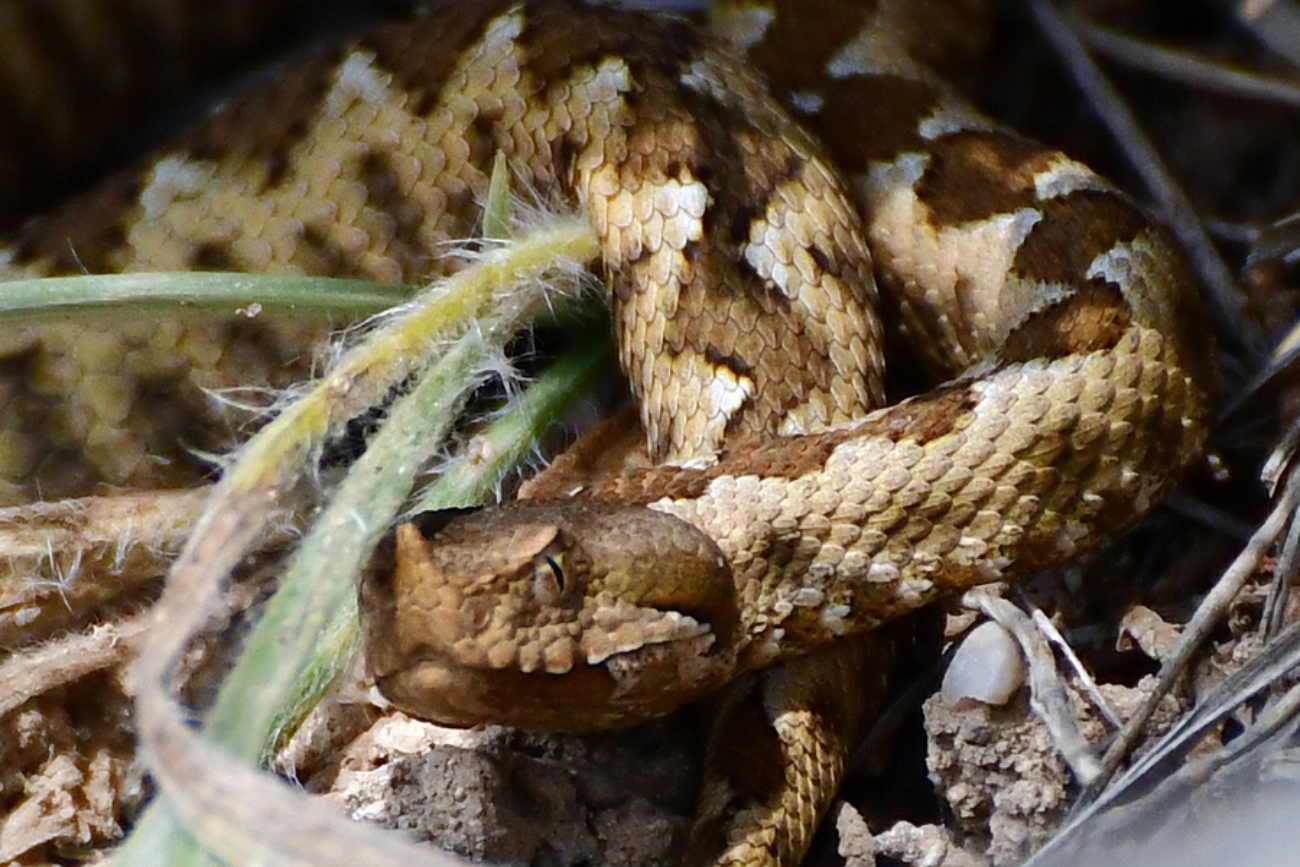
1, 1, 1215, 866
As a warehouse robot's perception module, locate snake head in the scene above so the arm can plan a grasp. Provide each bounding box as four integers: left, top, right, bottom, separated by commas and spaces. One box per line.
359, 500, 739, 732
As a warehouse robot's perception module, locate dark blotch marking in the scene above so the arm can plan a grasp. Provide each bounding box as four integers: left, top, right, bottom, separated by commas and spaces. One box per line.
353, 148, 433, 275
446, 184, 477, 224
517, 0, 700, 86
1012, 189, 1148, 287
184, 51, 340, 191
915, 130, 1061, 227
742, 0, 880, 93
597, 462, 715, 506
809, 245, 834, 276
466, 106, 505, 169
604, 385, 977, 504
622, 246, 658, 270
1001, 283, 1132, 363
859, 384, 977, 446
676, 107, 806, 281
733, 385, 968, 481
809, 74, 944, 171
739, 385, 976, 482
705, 346, 753, 378
745, 268, 795, 314
364, 4, 510, 117
721, 395, 758, 440
726, 202, 763, 247
291, 222, 361, 279
551, 134, 582, 185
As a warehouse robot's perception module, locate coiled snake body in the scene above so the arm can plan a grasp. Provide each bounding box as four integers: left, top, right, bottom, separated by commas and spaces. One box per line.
1, 1, 1215, 866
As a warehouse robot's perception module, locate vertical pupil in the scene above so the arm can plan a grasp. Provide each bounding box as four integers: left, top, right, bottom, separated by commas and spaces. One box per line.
545, 555, 565, 591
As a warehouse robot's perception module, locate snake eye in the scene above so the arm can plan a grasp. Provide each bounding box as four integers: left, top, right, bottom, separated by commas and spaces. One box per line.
532, 551, 567, 604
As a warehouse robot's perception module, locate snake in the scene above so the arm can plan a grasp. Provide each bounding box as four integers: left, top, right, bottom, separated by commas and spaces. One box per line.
0, 0, 1216, 865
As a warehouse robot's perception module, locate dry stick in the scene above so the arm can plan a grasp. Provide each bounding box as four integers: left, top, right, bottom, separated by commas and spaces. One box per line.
1031, 0, 1286, 796
963, 592, 1102, 786
1216, 335, 1300, 423
1265, 498, 1300, 637
0, 611, 150, 717
0, 489, 213, 646
0, 487, 311, 650
129, 221, 600, 867
1026, 0, 1266, 357
1026, 608, 1300, 865
1075, 18, 1300, 109
1031, 608, 1123, 729
1220, 326, 1300, 421
1088, 466, 1300, 795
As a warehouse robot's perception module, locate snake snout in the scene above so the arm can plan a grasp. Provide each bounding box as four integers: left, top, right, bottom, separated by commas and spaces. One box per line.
358, 501, 743, 730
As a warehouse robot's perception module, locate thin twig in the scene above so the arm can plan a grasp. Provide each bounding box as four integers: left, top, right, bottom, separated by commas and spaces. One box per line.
1031, 608, 1123, 729
1089, 464, 1300, 794
0, 489, 214, 647
1237, 0, 1300, 69
1220, 321, 1300, 420
964, 592, 1103, 785
1266, 501, 1300, 637
1076, 18, 1300, 110
1027, 613, 1300, 865
0, 611, 150, 716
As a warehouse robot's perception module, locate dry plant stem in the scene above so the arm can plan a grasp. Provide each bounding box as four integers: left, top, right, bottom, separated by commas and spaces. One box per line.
0, 489, 212, 647
126, 219, 600, 867
1219, 333, 1300, 421
1210, 674, 1300, 769
1028, 611, 1300, 864
1030, 608, 1122, 728
202, 338, 488, 767
1123, 618, 1300, 786
1090, 465, 1300, 794
1075, 19, 1300, 110
963, 592, 1102, 785
132, 336, 494, 867
1027, 0, 1264, 356
0, 610, 150, 716
1266, 501, 1300, 636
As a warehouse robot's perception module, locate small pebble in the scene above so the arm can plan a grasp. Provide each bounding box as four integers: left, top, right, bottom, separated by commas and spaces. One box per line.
940, 621, 1025, 706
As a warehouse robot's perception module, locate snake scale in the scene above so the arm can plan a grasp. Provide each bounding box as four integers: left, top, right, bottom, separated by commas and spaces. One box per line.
1, 1, 1216, 865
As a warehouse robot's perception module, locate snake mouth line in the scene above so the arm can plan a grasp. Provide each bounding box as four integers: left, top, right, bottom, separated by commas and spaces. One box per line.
370, 630, 733, 733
